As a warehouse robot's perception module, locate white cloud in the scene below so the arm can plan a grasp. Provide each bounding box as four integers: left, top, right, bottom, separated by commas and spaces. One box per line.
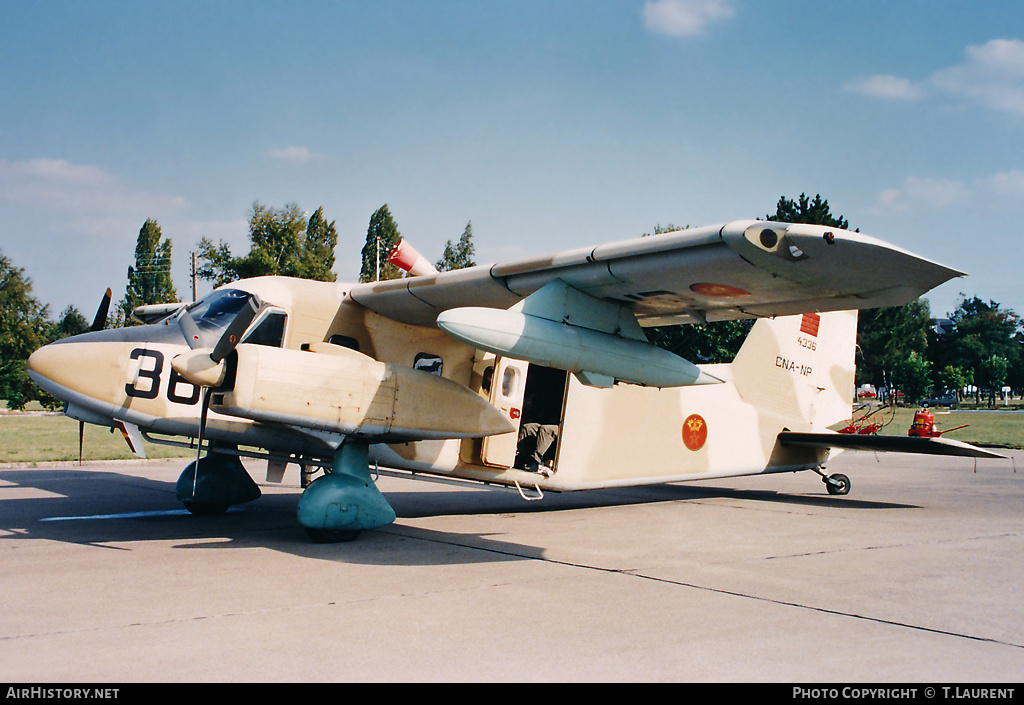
981, 169, 1024, 196
266, 145, 321, 162
1, 157, 111, 185
848, 39, 1024, 116
0, 158, 187, 237
844, 74, 926, 101
876, 176, 969, 212
875, 170, 1024, 212
930, 39, 1024, 116
643, 0, 735, 38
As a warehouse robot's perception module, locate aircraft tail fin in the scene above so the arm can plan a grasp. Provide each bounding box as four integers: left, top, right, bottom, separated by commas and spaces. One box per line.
729, 311, 857, 430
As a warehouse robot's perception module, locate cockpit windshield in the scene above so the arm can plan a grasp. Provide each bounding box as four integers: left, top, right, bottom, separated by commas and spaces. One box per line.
180, 289, 254, 348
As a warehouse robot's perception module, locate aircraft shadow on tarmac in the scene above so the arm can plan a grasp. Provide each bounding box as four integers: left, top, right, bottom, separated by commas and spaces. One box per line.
0, 467, 917, 566
384, 481, 917, 518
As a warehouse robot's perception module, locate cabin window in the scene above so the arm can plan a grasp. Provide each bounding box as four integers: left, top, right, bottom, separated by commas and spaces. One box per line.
414, 353, 443, 376
328, 334, 359, 350
501, 366, 518, 397
242, 310, 287, 348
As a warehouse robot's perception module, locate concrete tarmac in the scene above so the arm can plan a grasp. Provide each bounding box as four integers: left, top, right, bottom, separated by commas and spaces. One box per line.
1, 450, 1022, 683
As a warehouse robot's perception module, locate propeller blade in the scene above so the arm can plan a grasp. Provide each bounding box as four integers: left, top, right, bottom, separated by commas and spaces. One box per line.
199, 387, 211, 439
79, 420, 84, 466
210, 294, 261, 363
90, 289, 112, 331
178, 310, 204, 350
193, 387, 212, 494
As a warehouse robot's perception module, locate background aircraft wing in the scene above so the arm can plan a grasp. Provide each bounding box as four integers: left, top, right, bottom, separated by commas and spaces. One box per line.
779, 431, 1006, 459
348, 219, 964, 328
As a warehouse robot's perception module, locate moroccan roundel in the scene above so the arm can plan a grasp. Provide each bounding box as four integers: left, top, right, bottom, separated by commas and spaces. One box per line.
682, 414, 708, 451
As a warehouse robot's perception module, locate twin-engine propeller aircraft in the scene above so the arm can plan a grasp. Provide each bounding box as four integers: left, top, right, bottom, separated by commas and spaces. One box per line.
28, 219, 1003, 541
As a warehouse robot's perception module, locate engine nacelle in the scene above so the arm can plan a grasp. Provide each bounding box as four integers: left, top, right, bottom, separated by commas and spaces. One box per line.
211, 343, 514, 442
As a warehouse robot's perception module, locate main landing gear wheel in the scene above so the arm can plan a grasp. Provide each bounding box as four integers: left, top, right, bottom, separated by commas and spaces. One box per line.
304, 528, 361, 543
824, 473, 851, 496
182, 501, 230, 516
296, 443, 397, 543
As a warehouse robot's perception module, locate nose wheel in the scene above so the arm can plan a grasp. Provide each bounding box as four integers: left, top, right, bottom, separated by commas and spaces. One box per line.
813, 467, 851, 495
823, 472, 850, 495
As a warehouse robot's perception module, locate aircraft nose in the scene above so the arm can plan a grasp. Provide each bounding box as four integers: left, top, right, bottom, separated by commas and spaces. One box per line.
28, 342, 57, 380
27, 336, 128, 405
27, 342, 71, 396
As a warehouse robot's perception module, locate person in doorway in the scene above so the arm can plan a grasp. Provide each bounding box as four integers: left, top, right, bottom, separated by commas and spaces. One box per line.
517, 421, 557, 477
516, 384, 560, 476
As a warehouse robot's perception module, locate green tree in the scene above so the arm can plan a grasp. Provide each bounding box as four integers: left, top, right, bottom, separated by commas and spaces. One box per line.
931, 296, 1021, 403
118, 219, 177, 325
195, 238, 234, 289
0, 251, 52, 409
891, 350, 932, 404
298, 207, 338, 281
937, 364, 970, 402
52, 306, 90, 340
646, 318, 753, 364
855, 299, 932, 390
641, 224, 687, 237
198, 203, 338, 287
979, 355, 1010, 406
436, 221, 477, 272
359, 204, 403, 283
766, 193, 850, 230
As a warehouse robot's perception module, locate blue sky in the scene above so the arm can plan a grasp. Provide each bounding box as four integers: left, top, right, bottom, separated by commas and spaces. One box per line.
3, 0, 1024, 323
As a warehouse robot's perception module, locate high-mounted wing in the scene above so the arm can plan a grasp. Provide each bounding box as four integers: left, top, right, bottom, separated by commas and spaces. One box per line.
349, 220, 963, 329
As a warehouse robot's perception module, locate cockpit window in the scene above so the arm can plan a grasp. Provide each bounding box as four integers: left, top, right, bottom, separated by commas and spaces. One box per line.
181, 289, 255, 348
242, 310, 287, 348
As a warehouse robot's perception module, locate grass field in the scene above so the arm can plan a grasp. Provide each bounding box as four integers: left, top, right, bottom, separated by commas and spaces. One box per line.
0, 413, 194, 464
2, 402, 1021, 465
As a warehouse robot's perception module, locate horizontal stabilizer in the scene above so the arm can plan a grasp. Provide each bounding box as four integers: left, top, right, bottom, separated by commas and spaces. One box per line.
779, 431, 1006, 459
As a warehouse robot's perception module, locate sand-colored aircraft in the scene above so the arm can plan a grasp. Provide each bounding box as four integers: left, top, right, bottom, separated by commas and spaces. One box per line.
27, 219, 1003, 541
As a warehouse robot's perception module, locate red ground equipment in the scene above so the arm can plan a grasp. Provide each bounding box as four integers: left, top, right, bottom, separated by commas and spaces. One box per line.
908, 408, 938, 437
838, 404, 892, 435
907, 407, 969, 438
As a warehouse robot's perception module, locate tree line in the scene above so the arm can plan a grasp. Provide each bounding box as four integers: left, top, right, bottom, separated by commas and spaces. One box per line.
2, 194, 1019, 409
